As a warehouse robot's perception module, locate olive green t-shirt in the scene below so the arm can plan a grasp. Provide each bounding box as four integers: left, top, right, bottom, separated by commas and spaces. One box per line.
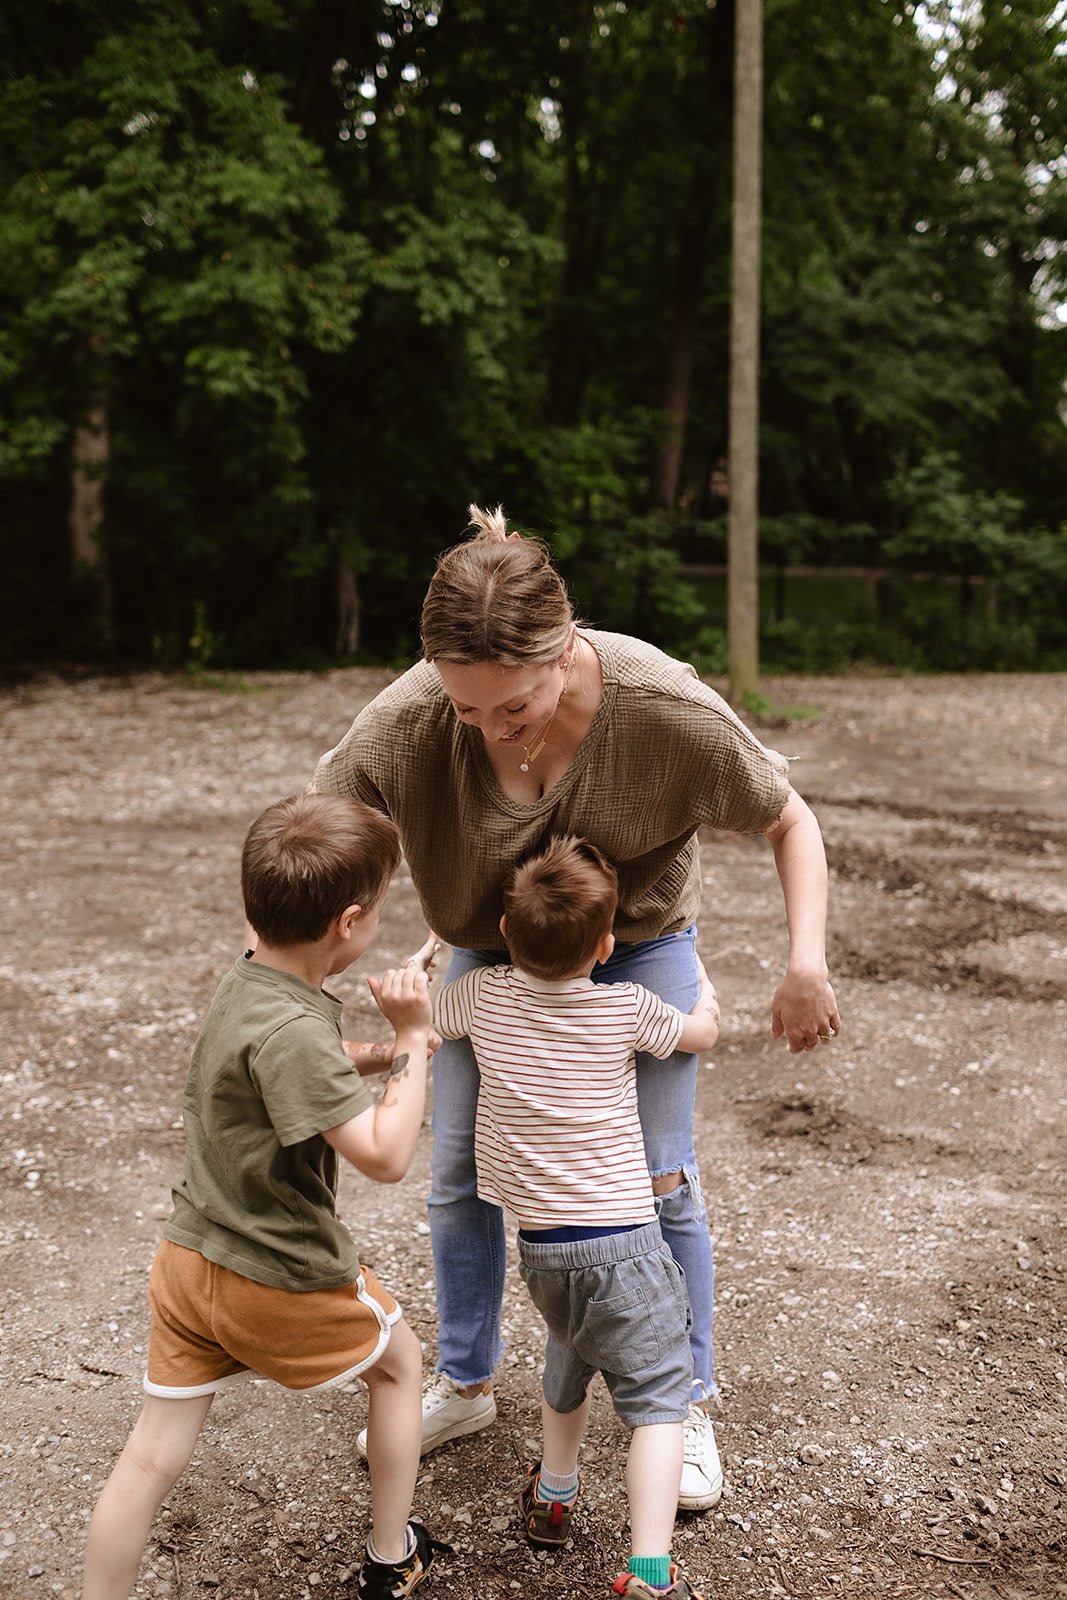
313, 629, 791, 950
164, 957, 373, 1291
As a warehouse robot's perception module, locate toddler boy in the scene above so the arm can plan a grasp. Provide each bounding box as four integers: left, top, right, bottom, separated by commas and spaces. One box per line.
80, 793, 446, 1600
434, 835, 720, 1599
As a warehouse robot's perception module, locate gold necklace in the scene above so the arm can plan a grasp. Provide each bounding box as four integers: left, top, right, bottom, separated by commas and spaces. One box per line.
519, 639, 577, 772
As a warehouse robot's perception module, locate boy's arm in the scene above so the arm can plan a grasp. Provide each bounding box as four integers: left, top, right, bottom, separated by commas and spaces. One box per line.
342, 1029, 442, 1076
322, 965, 432, 1183
674, 958, 721, 1055
342, 1037, 398, 1075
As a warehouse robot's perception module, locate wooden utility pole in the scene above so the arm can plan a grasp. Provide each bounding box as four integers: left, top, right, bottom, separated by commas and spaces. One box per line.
727, 0, 763, 702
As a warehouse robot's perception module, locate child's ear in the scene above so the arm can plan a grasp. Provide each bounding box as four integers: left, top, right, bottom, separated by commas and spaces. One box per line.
499, 913, 507, 940
596, 930, 615, 964
339, 903, 363, 940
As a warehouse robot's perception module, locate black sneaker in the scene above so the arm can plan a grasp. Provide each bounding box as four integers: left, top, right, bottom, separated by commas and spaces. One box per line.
518, 1463, 578, 1549
356, 1521, 451, 1598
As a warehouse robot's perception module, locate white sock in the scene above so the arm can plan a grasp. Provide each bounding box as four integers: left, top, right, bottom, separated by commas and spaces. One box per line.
536, 1465, 579, 1503
367, 1523, 416, 1564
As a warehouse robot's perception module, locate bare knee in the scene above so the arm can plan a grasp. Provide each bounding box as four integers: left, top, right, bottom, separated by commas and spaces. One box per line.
651, 1168, 683, 1196
119, 1396, 210, 1496
119, 1429, 190, 1498
365, 1316, 422, 1391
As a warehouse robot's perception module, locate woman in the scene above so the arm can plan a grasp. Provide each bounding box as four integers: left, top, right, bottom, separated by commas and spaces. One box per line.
313, 505, 840, 1511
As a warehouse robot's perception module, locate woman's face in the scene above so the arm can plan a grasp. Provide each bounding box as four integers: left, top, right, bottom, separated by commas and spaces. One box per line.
436, 656, 567, 750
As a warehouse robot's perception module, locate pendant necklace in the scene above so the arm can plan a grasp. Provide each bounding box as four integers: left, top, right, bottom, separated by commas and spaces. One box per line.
519, 638, 577, 772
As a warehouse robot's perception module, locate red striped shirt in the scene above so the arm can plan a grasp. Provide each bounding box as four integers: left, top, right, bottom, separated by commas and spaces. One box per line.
435, 966, 685, 1228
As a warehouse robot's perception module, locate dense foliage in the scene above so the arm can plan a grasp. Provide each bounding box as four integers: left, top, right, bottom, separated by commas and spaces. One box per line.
1, 0, 1065, 671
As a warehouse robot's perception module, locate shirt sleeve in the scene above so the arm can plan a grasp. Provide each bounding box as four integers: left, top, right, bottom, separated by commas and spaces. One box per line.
630, 984, 687, 1059
434, 968, 483, 1041
250, 1015, 373, 1145
671, 674, 791, 835
311, 705, 389, 812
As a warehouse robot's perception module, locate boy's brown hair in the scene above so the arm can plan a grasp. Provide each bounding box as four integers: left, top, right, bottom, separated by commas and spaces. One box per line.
242, 793, 401, 947
502, 835, 618, 981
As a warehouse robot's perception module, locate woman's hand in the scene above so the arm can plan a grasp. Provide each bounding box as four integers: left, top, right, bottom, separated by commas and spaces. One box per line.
406, 931, 442, 977
771, 967, 841, 1054
764, 790, 841, 1052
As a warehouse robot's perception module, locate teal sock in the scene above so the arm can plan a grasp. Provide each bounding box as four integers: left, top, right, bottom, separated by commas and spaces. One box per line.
535, 1465, 578, 1504
629, 1554, 672, 1589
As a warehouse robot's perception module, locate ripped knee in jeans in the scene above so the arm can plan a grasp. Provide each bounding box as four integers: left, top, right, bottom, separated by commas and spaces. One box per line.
652, 1164, 708, 1224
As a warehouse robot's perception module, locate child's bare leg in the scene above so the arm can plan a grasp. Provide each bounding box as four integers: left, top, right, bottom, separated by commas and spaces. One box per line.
541, 1389, 591, 1476
627, 1421, 683, 1556
361, 1317, 423, 1562
82, 1393, 213, 1600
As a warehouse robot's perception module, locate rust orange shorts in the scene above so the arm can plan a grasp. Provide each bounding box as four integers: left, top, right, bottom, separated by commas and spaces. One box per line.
144, 1240, 401, 1399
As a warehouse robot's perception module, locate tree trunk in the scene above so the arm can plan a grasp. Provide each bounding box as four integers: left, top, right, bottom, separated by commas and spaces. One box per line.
648, 209, 710, 511
335, 558, 361, 656
727, 0, 763, 702
544, 2, 597, 428
69, 354, 113, 642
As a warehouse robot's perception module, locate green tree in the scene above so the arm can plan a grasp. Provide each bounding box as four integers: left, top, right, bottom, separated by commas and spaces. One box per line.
1, 1, 1063, 670
0, 1, 373, 660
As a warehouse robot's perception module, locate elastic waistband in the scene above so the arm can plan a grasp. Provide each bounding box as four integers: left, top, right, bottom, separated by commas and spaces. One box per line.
516, 1218, 664, 1270
518, 1223, 641, 1244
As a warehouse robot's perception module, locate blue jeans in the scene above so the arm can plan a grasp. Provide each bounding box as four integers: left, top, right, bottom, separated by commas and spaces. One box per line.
428, 925, 715, 1398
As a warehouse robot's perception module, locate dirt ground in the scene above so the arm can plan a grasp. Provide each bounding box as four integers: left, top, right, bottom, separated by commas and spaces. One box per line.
1, 667, 1065, 1600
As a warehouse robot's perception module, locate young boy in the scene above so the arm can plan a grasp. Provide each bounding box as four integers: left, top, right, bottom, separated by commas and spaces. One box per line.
80, 793, 446, 1600
433, 835, 720, 1600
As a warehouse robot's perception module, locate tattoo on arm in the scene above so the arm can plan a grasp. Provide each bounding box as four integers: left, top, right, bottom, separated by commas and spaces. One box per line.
344, 1039, 392, 1070
380, 1052, 410, 1106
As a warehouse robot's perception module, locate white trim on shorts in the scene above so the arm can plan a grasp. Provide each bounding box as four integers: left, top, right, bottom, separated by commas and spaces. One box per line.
142, 1286, 403, 1400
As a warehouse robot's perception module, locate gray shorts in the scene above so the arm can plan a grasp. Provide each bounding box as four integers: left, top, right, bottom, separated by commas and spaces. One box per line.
517, 1219, 693, 1428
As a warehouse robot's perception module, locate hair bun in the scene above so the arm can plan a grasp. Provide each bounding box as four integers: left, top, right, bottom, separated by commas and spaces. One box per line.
467, 503, 510, 543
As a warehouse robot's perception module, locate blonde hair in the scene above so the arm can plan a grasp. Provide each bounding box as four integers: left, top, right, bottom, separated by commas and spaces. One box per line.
503, 835, 618, 981
420, 504, 575, 666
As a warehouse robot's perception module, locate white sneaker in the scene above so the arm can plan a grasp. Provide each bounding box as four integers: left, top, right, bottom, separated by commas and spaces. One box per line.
356, 1372, 497, 1460
677, 1400, 724, 1510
